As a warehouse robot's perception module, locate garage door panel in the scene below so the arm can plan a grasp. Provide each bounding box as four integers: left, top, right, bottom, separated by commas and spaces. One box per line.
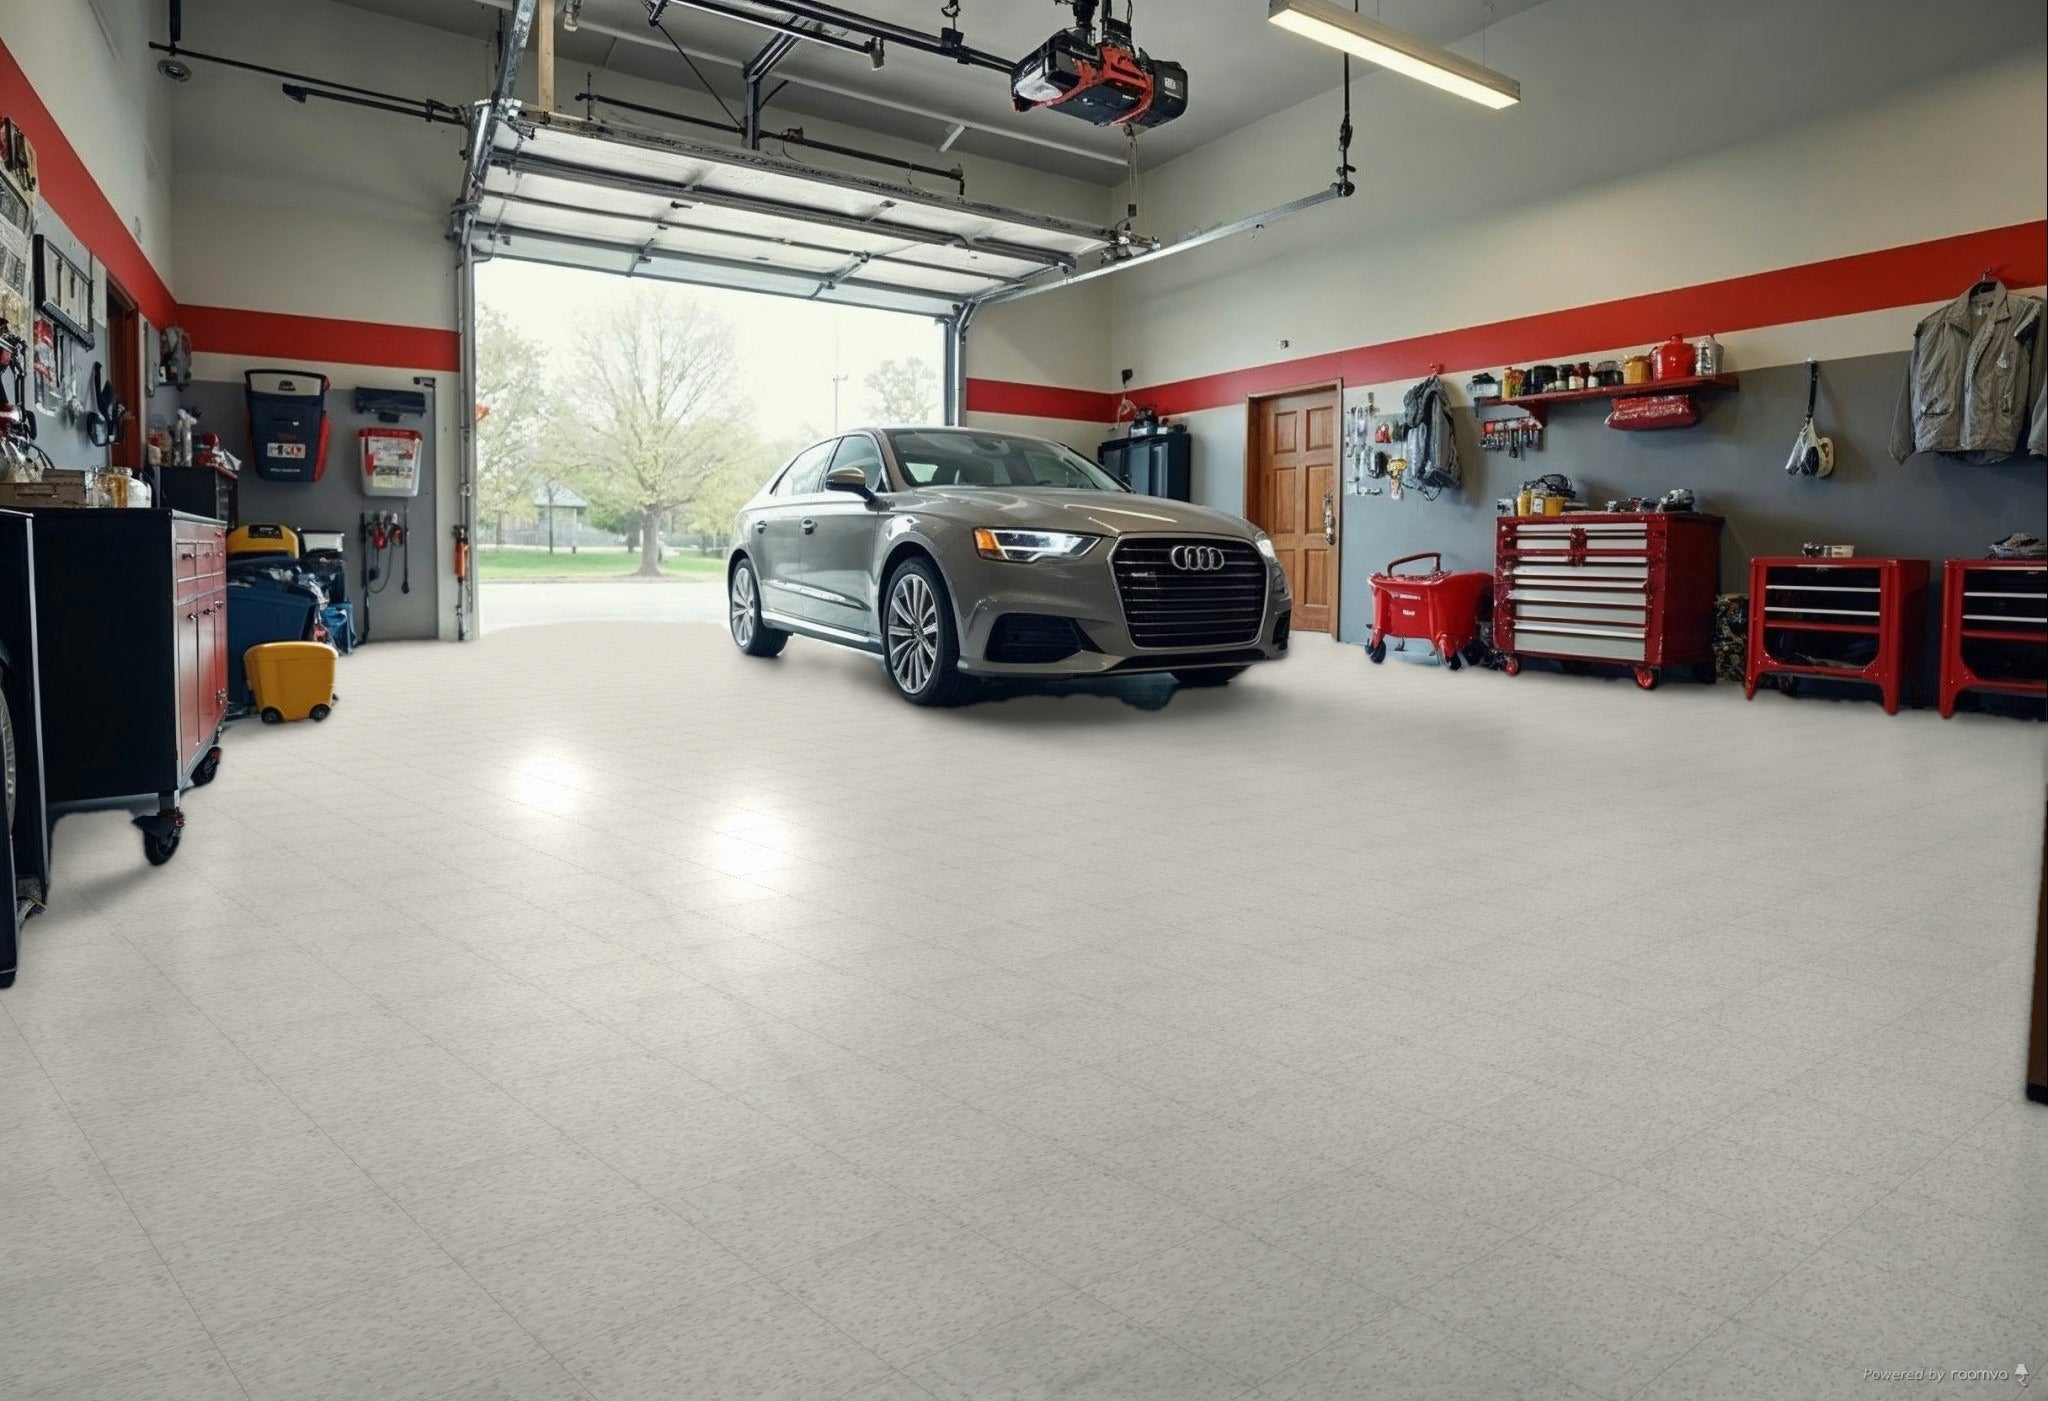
475, 116, 1123, 318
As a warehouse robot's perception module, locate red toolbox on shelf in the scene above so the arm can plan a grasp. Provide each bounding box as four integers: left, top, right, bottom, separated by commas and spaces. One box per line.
1494, 512, 1722, 689
1940, 558, 2046, 718
1745, 556, 1928, 714
1364, 552, 1491, 670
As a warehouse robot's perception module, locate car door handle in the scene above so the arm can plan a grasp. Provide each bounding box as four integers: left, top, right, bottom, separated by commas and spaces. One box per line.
800, 519, 817, 534
754, 520, 768, 533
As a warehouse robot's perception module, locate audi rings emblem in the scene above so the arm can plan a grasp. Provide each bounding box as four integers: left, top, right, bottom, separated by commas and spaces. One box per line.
1169, 545, 1228, 572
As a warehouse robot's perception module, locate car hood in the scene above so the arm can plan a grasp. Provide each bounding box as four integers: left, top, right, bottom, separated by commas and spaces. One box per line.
905, 487, 1257, 540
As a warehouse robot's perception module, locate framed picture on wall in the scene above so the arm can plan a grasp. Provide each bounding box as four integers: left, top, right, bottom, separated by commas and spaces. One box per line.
33, 234, 93, 347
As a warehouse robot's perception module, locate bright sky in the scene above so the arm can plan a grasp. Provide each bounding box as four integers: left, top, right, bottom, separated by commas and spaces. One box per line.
477, 261, 944, 442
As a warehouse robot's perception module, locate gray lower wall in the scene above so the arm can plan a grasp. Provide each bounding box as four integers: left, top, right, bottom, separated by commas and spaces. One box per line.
181, 377, 442, 643
1332, 351, 2046, 689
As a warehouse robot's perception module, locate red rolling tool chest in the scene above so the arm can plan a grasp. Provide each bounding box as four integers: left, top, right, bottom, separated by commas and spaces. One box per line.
1494, 512, 1722, 690
1744, 556, 1928, 714
1939, 558, 2046, 718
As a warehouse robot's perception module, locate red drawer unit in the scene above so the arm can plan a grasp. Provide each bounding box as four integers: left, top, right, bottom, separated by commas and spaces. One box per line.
1494, 512, 1723, 690
1745, 556, 1928, 714
1940, 558, 2046, 718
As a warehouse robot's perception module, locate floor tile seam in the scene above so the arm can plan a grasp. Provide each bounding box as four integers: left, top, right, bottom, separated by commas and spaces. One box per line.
1799, 1181, 2048, 1335
8, 930, 259, 1399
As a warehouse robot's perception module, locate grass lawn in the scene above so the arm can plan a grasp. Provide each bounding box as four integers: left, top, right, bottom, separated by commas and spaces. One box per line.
478, 547, 724, 580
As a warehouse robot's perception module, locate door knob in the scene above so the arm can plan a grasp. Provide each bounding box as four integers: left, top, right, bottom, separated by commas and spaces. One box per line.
801, 519, 817, 534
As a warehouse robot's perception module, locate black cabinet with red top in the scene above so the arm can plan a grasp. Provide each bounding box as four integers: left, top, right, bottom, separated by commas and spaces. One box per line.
24, 509, 227, 865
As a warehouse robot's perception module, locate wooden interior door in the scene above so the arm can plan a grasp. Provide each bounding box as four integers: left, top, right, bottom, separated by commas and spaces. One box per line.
1250, 388, 1339, 633
104, 278, 143, 472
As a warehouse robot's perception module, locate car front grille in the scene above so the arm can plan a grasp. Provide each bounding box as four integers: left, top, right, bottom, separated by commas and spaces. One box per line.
1110, 537, 1267, 649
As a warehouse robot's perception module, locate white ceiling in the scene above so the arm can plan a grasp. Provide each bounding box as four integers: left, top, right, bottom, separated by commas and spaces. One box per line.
325, 0, 1551, 182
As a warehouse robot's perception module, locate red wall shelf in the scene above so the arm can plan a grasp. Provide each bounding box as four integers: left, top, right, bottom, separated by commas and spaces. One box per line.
1473, 374, 1738, 424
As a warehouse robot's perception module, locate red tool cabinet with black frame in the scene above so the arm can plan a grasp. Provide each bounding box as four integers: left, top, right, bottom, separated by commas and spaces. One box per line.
1745, 556, 1928, 715
1494, 512, 1722, 690
25, 508, 228, 868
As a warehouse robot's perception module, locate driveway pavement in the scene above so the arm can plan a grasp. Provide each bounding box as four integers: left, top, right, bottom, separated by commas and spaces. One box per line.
482, 578, 726, 631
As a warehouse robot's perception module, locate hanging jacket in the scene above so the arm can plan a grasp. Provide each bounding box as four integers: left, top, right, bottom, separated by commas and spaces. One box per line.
1402, 375, 1460, 493
2031, 370, 2046, 458
1890, 283, 2042, 464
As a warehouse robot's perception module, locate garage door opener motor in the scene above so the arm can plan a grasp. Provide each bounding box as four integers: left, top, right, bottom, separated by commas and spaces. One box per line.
1011, 0, 1187, 130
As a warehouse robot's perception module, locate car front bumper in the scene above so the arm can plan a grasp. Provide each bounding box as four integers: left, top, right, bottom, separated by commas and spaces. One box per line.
946, 537, 1293, 678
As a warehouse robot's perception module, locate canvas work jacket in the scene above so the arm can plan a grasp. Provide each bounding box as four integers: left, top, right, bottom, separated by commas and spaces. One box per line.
1890, 283, 2044, 464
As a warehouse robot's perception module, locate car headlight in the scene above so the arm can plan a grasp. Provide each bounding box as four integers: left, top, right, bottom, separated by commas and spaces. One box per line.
1253, 531, 1278, 562
972, 528, 1098, 562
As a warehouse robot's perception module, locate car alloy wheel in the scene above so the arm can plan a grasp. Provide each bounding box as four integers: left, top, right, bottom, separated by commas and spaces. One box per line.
731, 565, 758, 646
887, 569, 939, 694
728, 560, 788, 658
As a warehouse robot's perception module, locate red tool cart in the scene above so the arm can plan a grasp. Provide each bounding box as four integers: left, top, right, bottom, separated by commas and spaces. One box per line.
1939, 558, 2046, 718
1745, 556, 1928, 714
1494, 512, 1722, 689
1365, 552, 1491, 670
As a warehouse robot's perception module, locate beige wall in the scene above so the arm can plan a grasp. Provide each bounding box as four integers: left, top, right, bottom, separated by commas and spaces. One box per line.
1, 0, 176, 283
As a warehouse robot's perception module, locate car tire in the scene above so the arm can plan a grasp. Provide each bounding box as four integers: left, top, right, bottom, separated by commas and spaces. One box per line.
1173, 666, 1248, 687
883, 557, 967, 707
729, 557, 788, 658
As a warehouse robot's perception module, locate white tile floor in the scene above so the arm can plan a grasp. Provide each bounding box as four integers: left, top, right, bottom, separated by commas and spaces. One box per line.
3, 623, 2045, 1401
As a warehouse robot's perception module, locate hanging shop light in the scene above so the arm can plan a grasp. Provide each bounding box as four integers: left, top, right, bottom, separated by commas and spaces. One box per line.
1265, 0, 1519, 109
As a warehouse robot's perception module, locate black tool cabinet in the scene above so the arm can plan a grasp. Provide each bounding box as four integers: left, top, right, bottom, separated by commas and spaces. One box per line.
1098, 428, 1192, 500
2, 509, 51, 988
26, 508, 228, 868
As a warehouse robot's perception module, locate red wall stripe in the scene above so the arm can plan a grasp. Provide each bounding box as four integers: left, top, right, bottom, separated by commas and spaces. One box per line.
968, 219, 2048, 422
181, 305, 461, 373
0, 37, 177, 326
963, 378, 1121, 423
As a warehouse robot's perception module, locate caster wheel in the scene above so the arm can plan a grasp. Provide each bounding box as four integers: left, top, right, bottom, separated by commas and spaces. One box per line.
191, 747, 222, 786
260, 708, 283, 725
1633, 666, 1659, 691
1366, 639, 1387, 664
309, 704, 331, 722
1501, 655, 1521, 676
1443, 650, 1463, 672
136, 810, 184, 866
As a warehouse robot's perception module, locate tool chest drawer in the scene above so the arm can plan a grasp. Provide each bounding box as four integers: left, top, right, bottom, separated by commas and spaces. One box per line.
174, 520, 226, 586
1494, 511, 1722, 689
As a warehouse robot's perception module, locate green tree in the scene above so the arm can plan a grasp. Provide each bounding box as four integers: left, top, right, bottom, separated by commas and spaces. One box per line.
474, 306, 551, 545
863, 356, 938, 424
554, 292, 748, 576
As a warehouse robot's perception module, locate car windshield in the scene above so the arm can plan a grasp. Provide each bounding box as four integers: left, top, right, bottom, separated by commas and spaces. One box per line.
884, 430, 1128, 492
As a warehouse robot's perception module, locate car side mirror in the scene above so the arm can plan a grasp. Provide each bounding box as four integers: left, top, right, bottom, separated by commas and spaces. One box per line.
825, 465, 876, 500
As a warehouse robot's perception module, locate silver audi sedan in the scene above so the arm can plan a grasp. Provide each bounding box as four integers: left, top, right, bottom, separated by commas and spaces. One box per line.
726, 427, 1292, 705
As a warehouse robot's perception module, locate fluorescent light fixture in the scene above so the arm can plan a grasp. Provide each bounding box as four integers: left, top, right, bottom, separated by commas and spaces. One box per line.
1267, 0, 1520, 109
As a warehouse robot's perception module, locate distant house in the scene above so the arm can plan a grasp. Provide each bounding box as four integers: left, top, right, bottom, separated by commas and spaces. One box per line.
532, 480, 588, 553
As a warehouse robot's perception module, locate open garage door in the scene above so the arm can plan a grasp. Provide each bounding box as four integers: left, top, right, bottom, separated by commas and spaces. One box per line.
466, 114, 1128, 319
